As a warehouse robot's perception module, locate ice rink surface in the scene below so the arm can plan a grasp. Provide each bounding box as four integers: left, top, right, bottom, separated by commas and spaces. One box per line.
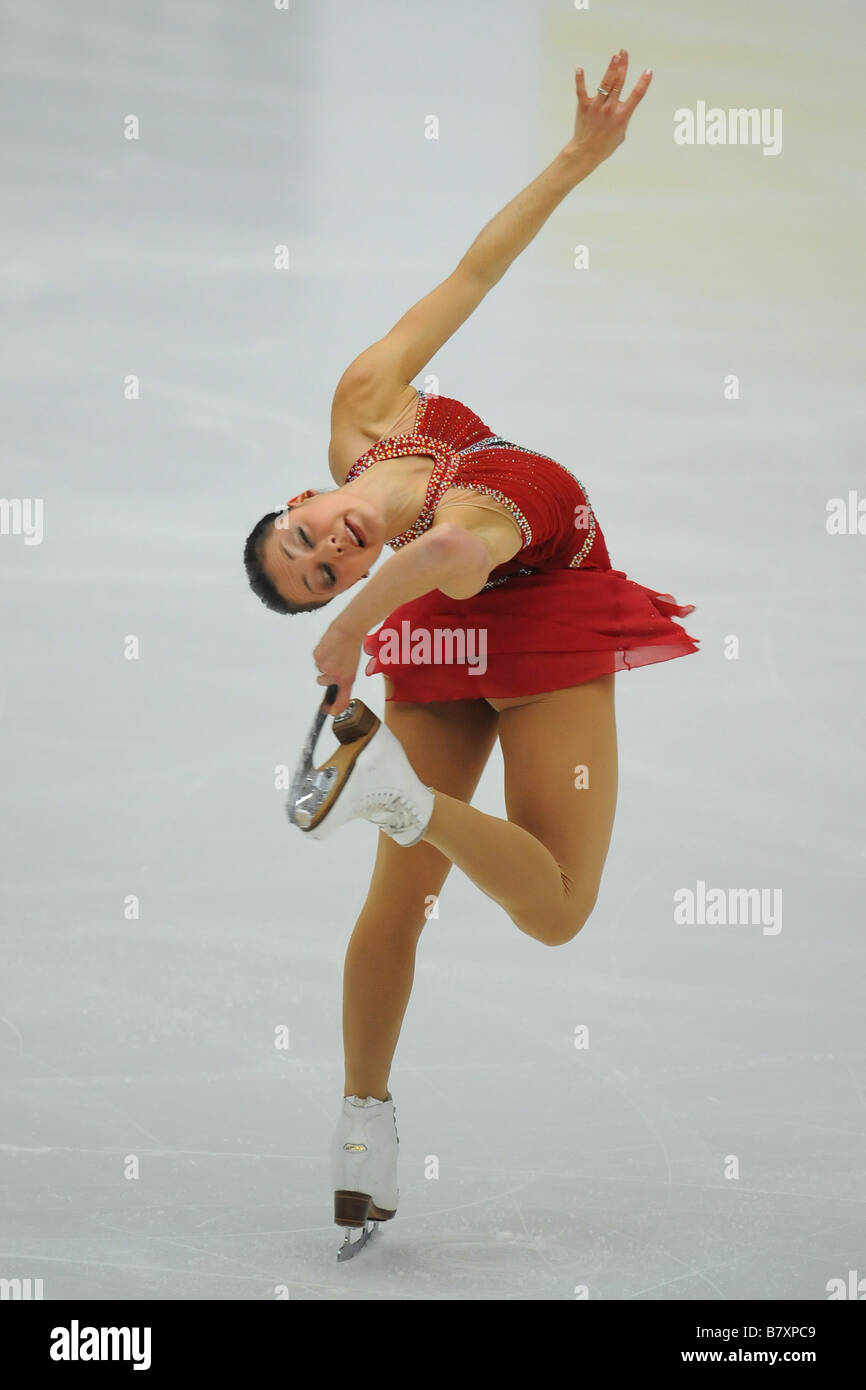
1, 0, 864, 1299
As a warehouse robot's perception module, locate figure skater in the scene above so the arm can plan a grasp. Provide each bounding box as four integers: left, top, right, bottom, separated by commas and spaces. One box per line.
244, 51, 698, 1257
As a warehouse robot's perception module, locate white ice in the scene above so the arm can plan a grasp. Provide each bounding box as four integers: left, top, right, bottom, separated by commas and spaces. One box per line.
1, 0, 864, 1300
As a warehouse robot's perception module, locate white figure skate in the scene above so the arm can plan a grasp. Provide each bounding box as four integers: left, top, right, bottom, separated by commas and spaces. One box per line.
287, 697, 434, 846
332, 1093, 399, 1262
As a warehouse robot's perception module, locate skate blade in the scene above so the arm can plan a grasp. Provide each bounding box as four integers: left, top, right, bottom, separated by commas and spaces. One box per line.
287, 698, 380, 834
336, 1220, 380, 1262
286, 695, 332, 827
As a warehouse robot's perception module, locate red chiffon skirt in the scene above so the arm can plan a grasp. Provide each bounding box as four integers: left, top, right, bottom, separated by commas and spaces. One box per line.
363, 568, 698, 702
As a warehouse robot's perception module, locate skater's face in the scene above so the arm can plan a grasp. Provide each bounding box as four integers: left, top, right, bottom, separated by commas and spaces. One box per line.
260, 490, 382, 606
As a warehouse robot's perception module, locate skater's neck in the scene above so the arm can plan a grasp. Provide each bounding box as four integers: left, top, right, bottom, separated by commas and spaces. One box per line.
342, 457, 434, 539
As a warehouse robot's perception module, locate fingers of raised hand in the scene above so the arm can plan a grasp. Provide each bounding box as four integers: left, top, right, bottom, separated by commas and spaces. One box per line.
592, 50, 625, 106
579, 50, 652, 120
621, 66, 653, 118
607, 49, 628, 100
577, 53, 630, 112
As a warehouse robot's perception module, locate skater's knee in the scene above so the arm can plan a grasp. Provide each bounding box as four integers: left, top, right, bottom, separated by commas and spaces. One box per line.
518, 883, 599, 947
544, 906, 592, 946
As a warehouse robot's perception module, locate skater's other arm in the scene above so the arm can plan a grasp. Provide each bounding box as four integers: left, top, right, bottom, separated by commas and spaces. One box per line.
341, 519, 511, 631
312, 520, 515, 711
330, 52, 652, 434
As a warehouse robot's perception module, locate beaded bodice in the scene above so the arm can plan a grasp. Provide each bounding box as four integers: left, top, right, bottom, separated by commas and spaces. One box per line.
344, 389, 606, 586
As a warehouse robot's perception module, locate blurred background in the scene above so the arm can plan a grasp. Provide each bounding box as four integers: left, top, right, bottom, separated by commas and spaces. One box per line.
1, 0, 864, 1299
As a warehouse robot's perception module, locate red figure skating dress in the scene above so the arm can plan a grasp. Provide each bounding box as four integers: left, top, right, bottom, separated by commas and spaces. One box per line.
345, 389, 698, 701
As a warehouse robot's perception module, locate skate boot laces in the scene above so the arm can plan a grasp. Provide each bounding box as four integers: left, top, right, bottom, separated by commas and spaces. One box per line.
358, 788, 426, 836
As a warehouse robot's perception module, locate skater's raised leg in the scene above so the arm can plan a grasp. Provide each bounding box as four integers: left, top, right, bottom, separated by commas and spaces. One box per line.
421, 677, 618, 946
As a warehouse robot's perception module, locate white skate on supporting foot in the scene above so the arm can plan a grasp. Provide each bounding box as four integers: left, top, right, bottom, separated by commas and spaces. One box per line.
288, 697, 434, 846
332, 1093, 399, 1262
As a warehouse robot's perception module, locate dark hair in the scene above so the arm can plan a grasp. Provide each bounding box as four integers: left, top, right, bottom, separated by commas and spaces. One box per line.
243, 509, 332, 614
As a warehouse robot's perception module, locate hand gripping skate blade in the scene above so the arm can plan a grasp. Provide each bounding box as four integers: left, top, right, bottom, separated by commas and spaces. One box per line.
287, 698, 380, 833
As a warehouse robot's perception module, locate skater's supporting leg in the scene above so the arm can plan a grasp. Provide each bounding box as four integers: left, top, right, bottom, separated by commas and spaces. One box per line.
422, 676, 618, 947
342, 687, 499, 1100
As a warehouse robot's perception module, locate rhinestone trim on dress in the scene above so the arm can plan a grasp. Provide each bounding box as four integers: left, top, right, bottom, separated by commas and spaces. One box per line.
344, 392, 461, 549
480, 566, 537, 591
354, 432, 460, 548
344, 391, 597, 572
450, 436, 534, 549
455, 435, 596, 571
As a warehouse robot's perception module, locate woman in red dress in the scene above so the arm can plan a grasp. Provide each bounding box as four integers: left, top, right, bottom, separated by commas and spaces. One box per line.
244, 52, 697, 1250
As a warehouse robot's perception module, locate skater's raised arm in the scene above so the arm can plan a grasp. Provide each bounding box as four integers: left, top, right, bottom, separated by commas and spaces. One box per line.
331, 51, 652, 431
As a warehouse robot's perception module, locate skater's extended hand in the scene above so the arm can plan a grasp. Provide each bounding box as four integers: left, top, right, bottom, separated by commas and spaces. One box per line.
567, 49, 652, 170
313, 620, 363, 716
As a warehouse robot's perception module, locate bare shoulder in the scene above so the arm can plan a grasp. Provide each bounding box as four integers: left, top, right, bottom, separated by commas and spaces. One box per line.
328, 380, 419, 483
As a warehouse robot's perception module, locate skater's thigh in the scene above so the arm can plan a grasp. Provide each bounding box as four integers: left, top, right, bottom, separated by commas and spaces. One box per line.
361, 679, 499, 919
491, 676, 618, 910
